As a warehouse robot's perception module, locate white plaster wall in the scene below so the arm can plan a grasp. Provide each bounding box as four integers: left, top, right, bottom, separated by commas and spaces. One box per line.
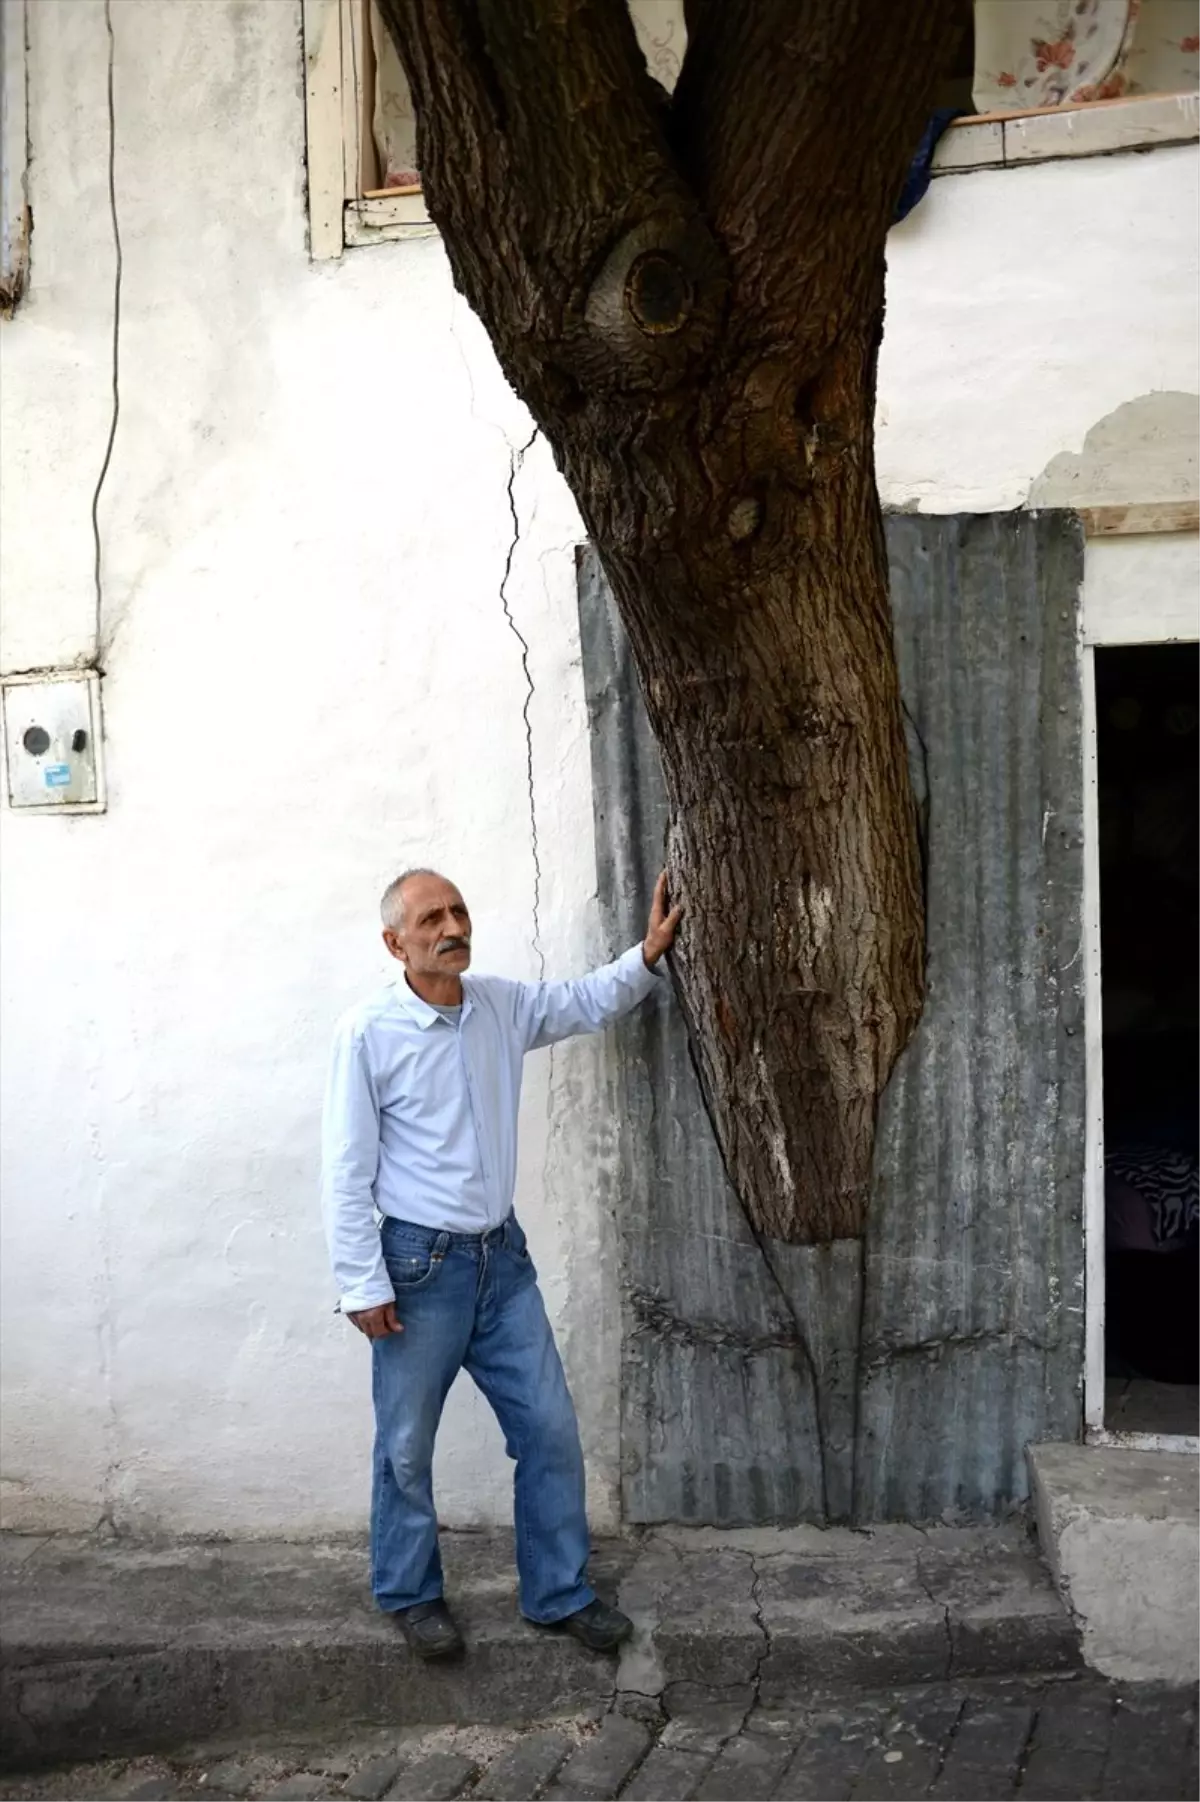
0, 0, 1195, 1536
879, 148, 1199, 511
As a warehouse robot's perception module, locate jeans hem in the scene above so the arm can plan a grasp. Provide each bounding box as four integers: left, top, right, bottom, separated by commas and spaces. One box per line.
519, 1582, 596, 1626
375, 1588, 445, 1615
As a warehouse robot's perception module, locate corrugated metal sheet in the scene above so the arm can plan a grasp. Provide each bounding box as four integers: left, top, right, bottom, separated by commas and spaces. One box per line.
578, 512, 1086, 1525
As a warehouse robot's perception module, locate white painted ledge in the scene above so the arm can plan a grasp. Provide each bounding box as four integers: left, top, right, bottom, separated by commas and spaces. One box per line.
933, 90, 1199, 177
344, 193, 434, 246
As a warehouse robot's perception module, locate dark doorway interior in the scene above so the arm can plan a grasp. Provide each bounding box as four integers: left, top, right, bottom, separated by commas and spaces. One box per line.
1098, 643, 1198, 1414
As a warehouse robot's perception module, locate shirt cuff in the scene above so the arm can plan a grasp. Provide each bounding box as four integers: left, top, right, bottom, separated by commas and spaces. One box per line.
621, 941, 665, 985
337, 1282, 395, 1315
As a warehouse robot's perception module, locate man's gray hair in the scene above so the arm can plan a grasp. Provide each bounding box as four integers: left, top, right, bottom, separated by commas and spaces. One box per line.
380, 867, 442, 932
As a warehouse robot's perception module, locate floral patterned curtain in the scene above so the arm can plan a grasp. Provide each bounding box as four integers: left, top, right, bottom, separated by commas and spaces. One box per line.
974, 0, 1199, 111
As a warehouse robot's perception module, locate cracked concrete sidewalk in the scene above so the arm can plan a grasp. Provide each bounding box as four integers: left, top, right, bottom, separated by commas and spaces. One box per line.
0, 1522, 1078, 1770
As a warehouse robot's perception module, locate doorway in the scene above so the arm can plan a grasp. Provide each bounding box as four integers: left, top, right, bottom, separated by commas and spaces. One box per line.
1094, 642, 1198, 1437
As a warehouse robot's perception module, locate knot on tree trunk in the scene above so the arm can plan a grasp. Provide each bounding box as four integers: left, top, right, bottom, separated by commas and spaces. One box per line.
582, 212, 727, 392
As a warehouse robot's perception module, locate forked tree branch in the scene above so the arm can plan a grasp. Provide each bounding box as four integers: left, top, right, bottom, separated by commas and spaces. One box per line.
376, 0, 964, 409
674, 0, 967, 354
374, 0, 727, 414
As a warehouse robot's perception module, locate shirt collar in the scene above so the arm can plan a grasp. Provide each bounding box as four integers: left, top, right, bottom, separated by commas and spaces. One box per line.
393, 973, 473, 1029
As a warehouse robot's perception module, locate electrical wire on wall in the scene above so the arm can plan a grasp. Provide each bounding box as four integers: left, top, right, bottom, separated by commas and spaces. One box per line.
89, 0, 122, 669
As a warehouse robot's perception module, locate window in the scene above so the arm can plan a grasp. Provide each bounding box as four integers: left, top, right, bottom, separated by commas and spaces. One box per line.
0, 0, 29, 313
303, 0, 432, 259
302, 0, 690, 258
303, 0, 1200, 260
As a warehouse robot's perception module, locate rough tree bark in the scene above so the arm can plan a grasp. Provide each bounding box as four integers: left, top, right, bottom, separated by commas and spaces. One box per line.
375, 0, 964, 1242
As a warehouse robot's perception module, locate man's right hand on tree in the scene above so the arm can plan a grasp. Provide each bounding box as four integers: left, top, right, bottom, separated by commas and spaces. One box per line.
348, 1302, 403, 1339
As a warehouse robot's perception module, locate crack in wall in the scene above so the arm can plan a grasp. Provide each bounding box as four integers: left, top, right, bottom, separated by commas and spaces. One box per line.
500, 427, 545, 978
90, 0, 123, 667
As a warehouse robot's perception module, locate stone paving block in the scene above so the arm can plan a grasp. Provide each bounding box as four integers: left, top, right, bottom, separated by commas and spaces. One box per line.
852, 1728, 950, 1800
935, 1765, 1019, 1801
885, 1687, 965, 1744
620, 1745, 712, 1801
660, 1683, 753, 1754
694, 1730, 793, 1801
1019, 1745, 1107, 1801
773, 1718, 878, 1801
936, 1693, 1030, 1765
199, 1759, 265, 1799
109, 1781, 182, 1801
929, 1699, 1033, 1800
386, 1752, 479, 1801
1019, 1692, 1114, 1801
659, 1710, 748, 1754
1032, 1689, 1116, 1750
262, 1780, 329, 1801
612, 1694, 665, 1730
471, 1729, 573, 1801
1102, 1688, 1198, 1801
551, 1715, 652, 1800
307, 1753, 355, 1777
341, 1756, 403, 1800
852, 1686, 966, 1798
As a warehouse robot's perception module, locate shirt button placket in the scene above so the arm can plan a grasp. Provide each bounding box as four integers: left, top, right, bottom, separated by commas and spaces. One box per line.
461, 1042, 489, 1185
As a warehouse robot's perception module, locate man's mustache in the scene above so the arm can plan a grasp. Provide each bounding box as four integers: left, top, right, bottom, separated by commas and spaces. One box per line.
436, 937, 470, 955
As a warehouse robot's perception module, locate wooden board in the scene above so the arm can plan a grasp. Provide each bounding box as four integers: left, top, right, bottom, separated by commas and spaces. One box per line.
1078, 501, 1199, 538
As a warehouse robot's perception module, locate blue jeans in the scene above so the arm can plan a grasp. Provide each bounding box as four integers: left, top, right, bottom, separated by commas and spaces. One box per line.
370, 1213, 595, 1624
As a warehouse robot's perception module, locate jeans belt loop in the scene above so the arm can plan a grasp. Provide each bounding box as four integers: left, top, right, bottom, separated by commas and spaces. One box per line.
433, 1231, 451, 1260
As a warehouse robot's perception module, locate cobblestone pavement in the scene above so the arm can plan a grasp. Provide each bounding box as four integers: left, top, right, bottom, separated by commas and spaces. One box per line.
0, 1674, 1195, 1802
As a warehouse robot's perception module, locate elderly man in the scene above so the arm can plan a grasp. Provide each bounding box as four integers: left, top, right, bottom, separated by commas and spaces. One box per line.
322, 867, 680, 1660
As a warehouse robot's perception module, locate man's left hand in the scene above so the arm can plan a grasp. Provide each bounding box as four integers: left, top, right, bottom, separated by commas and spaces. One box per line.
643, 870, 683, 967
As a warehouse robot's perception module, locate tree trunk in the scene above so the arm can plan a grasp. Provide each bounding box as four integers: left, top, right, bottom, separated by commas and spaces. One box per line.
374, 0, 963, 1241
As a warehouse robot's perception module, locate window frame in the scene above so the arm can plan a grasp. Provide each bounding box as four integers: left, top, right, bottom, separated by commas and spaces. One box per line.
303, 0, 433, 261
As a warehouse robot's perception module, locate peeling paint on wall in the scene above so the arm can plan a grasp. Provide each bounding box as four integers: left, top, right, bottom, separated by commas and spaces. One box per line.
1029, 391, 1199, 510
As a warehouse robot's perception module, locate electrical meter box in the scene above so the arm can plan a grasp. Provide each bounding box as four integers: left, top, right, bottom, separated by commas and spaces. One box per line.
2, 673, 105, 812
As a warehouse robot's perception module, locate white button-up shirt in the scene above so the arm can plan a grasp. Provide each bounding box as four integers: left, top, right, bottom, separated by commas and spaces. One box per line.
321, 945, 660, 1312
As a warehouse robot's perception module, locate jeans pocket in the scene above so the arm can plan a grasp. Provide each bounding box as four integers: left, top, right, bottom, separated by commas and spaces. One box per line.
506, 1220, 533, 1267
384, 1245, 445, 1290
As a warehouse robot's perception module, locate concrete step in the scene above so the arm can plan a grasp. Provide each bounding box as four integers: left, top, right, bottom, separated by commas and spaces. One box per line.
619, 1522, 1079, 1707
1029, 1441, 1200, 1683
0, 1523, 1079, 1769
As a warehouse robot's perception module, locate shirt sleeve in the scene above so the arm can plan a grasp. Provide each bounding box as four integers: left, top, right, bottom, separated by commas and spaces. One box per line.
320, 1022, 394, 1314
516, 943, 664, 1052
